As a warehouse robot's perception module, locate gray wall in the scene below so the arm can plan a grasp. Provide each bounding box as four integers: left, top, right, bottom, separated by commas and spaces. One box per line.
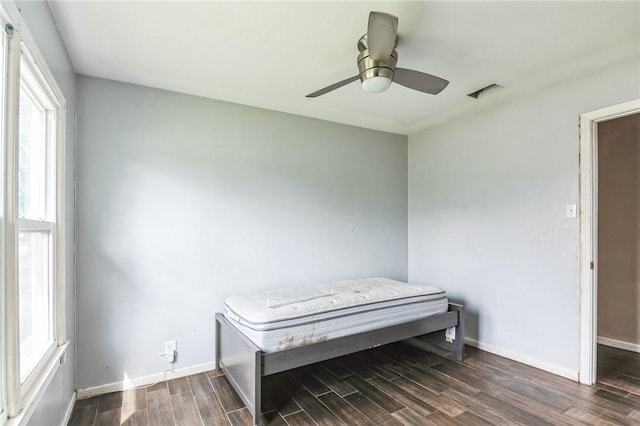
408, 56, 640, 377
75, 76, 407, 389
16, 1, 77, 425
598, 113, 640, 345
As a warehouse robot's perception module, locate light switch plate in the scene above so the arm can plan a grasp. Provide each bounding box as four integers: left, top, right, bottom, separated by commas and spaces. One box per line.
566, 204, 577, 219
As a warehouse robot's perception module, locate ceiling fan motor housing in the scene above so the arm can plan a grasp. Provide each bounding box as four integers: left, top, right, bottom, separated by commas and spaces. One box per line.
357, 49, 397, 82
356, 33, 398, 93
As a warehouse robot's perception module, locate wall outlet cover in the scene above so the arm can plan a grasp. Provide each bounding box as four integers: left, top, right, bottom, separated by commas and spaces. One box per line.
164, 340, 177, 363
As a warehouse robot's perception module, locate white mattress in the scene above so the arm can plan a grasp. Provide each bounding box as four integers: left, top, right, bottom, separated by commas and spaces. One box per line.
224, 277, 448, 352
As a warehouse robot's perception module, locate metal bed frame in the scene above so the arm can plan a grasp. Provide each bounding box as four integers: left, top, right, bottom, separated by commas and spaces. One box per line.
215, 303, 464, 425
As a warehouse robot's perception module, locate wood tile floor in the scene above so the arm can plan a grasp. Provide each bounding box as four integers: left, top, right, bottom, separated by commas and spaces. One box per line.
68, 342, 640, 425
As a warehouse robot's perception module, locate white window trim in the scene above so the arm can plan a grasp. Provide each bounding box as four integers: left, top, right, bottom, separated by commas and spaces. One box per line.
3, 13, 21, 420
0, 14, 7, 426
0, 1, 67, 424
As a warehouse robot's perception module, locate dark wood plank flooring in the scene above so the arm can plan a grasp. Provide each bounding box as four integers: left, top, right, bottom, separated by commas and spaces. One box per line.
68, 342, 640, 425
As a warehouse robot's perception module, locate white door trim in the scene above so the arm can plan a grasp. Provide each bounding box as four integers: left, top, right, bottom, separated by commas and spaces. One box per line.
578, 98, 640, 385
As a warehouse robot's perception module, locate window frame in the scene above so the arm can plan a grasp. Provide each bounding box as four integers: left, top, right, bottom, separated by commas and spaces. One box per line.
0, 16, 8, 426
16, 54, 59, 394
0, 1, 67, 423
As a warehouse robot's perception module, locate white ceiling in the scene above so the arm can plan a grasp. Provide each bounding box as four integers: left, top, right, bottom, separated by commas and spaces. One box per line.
48, 1, 639, 135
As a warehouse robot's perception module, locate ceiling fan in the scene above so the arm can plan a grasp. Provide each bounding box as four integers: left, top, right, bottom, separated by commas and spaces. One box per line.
306, 11, 449, 98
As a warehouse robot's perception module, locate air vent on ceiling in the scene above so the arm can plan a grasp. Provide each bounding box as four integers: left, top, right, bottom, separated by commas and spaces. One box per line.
467, 84, 503, 99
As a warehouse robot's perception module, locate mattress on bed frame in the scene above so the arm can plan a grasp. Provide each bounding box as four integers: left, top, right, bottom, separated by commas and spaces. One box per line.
223, 277, 448, 352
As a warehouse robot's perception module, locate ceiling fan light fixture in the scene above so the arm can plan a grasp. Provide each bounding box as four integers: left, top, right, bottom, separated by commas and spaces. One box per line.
357, 46, 397, 94
362, 76, 392, 93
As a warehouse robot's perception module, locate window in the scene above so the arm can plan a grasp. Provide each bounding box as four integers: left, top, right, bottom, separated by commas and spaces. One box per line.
17, 58, 58, 389
0, 3, 67, 423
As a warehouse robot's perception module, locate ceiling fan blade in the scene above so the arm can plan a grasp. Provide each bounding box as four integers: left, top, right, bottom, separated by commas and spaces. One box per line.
367, 11, 398, 62
393, 68, 449, 94
305, 75, 359, 98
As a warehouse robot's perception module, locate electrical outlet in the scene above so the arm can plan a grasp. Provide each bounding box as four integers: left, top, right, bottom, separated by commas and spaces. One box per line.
164, 340, 177, 363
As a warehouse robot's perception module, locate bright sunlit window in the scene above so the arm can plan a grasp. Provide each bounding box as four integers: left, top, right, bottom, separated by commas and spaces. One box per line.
0, 4, 67, 423
18, 63, 57, 384
18, 231, 53, 381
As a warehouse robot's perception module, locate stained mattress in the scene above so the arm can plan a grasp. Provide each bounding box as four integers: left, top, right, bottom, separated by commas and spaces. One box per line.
223, 277, 448, 352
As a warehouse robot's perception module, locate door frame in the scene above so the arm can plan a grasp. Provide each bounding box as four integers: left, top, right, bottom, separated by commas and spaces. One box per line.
578, 98, 640, 385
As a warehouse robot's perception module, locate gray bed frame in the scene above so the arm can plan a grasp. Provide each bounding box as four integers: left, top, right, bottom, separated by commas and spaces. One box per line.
215, 303, 464, 425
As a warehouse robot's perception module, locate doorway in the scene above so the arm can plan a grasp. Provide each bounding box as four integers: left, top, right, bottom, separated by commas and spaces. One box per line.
578, 99, 640, 385
596, 112, 640, 384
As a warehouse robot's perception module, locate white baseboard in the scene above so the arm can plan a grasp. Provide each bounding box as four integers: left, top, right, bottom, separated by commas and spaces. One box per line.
61, 392, 76, 426
598, 336, 640, 353
465, 338, 578, 381
76, 361, 218, 399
